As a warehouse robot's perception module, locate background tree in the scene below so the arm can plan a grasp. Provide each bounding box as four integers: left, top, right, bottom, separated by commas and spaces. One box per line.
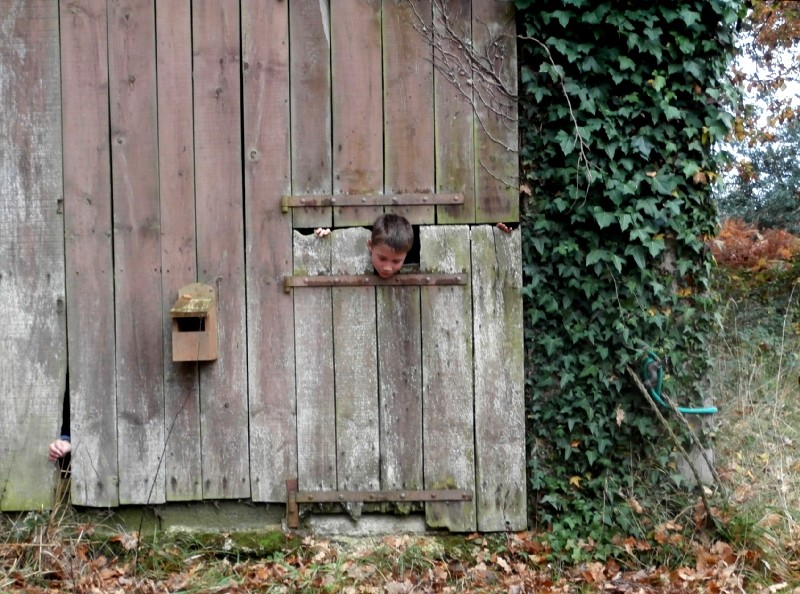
718, 118, 800, 233
717, 1, 800, 230
733, 0, 800, 136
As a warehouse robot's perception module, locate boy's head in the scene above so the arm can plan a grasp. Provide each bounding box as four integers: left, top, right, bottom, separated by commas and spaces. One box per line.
368, 214, 413, 279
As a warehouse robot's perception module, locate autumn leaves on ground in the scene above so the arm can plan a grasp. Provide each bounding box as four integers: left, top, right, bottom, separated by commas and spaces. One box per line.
2, 220, 799, 593
0, 515, 779, 593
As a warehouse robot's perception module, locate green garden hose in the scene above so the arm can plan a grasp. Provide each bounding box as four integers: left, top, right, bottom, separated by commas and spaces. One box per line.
642, 352, 718, 415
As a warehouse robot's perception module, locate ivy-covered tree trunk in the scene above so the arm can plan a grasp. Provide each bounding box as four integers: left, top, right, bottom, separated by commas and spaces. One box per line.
515, 0, 742, 551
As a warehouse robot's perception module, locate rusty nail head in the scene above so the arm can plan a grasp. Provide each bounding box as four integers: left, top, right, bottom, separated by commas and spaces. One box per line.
431, 493, 437, 499
300, 198, 306, 204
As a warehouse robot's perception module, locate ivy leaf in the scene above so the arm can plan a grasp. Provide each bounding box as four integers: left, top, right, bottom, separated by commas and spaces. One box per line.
649, 74, 667, 92
646, 237, 666, 257
678, 7, 701, 27
631, 136, 653, 157
551, 10, 571, 28
556, 129, 576, 156
619, 213, 634, 231
586, 249, 609, 266
625, 245, 647, 269
662, 104, 682, 120
593, 209, 615, 229
684, 60, 703, 79
681, 161, 701, 177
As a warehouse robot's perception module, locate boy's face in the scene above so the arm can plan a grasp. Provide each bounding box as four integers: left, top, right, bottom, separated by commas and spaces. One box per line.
368, 240, 407, 279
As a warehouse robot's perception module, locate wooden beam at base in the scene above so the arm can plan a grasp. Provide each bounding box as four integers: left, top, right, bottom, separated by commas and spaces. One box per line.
285, 479, 472, 529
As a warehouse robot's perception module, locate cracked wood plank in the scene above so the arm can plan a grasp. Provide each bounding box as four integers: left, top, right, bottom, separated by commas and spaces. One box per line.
471, 225, 526, 530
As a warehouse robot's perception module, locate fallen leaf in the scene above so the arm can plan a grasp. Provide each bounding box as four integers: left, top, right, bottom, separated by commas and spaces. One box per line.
628, 497, 644, 514
615, 406, 625, 426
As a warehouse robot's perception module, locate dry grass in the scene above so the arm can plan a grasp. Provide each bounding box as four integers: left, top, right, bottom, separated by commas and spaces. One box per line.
709, 270, 800, 579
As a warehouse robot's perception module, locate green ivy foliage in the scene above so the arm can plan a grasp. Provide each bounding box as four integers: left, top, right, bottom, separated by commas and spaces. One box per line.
514, 0, 743, 555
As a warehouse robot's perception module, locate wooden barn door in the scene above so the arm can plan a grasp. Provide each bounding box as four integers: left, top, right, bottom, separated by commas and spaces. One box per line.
282, 0, 526, 531
288, 224, 526, 531
0, 0, 527, 530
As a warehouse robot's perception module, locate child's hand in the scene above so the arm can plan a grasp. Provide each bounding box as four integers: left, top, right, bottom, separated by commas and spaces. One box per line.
48, 439, 72, 461
314, 227, 331, 238
496, 222, 511, 233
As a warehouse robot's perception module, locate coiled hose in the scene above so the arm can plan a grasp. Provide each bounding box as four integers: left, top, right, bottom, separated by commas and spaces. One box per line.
642, 352, 718, 415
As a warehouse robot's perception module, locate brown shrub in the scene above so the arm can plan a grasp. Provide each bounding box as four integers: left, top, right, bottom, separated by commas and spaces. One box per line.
711, 219, 800, 269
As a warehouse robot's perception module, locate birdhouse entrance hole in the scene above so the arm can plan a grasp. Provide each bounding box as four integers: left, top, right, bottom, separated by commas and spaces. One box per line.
169, 283, 218, 362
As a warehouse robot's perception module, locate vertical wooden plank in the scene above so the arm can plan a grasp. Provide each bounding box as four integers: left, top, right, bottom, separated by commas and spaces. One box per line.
471, 226, 526, 530
290, 1, 332, 228
108, 0, 165, 505
243, 1, 296, 503
378, 0, 431, 488
473, 0, 518, 223
192, 1, 249, 499
377, 285, 423, 492
383, 0, 435, 225
434, 0, 475, 224
0, 0, 66, 511
331, 229, 379, 491
294, 232, 336, 491
156, 0, 201, 501
331, 0, 383, 226
420, 226, 476, 531
60, 0, 119, 508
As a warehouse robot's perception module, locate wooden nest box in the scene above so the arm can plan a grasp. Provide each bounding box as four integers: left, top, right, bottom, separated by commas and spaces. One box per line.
170, 283, 218, 362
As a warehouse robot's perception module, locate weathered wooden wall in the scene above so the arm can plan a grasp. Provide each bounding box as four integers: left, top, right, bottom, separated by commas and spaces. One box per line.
0, 0, 524, 531
0, 0, 66, 511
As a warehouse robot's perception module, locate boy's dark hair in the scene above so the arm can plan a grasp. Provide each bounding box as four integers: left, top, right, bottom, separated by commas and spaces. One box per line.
371, 214, 414, 253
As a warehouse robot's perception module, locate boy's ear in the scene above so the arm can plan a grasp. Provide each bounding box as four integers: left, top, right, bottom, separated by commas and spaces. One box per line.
367, 238, 373, 251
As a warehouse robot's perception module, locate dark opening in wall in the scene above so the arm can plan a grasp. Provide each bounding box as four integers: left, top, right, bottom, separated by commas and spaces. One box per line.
176, 317, 206, 332
405, 225, 421, 265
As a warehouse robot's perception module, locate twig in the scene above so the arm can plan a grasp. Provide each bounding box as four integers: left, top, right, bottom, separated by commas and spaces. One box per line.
405, 0, 518, 154
517, 34, 597, 202
658, 388, 725, 491
625, 365, 715, 523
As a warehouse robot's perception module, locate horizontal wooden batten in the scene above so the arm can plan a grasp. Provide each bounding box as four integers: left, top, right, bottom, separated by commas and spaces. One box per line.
281, 193, 463, 213
283, 273, 467, 293
285, 478, 473, 528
